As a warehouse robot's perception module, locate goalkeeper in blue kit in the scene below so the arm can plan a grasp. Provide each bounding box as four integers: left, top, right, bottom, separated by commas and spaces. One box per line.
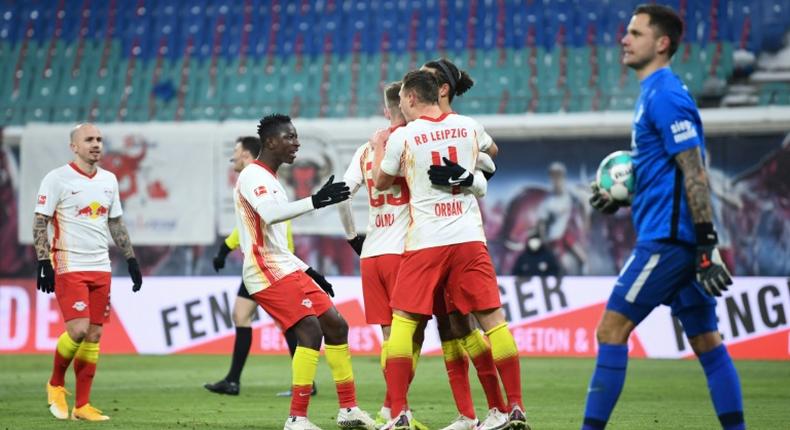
583, 4, 745, 430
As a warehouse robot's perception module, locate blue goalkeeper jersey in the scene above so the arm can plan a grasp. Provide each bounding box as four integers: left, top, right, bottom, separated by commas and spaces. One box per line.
630, 67, 705, 244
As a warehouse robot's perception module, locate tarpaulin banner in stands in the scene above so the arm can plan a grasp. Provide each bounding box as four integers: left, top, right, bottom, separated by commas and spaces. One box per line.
16, 120, 382, 242
2, 276, 787, 359
18, 123, 218, 245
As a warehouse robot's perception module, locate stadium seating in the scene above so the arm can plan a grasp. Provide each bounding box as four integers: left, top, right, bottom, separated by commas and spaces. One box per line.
0, 0, 787, 124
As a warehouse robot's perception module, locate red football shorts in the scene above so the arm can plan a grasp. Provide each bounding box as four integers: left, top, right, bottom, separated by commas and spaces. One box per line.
250, 270, 333, 332
391, 242, 501, 315
54, 271, 112, 325
360, 253, 402, 325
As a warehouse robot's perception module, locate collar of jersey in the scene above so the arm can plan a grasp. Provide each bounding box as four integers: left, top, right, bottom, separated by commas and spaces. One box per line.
69, 162, 98, 179
640, 66, 671, 89
418, 111, 453, 122
253, 160, 277, 176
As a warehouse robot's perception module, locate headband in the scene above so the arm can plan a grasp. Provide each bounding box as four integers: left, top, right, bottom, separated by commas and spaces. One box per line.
435, 60, 457, 95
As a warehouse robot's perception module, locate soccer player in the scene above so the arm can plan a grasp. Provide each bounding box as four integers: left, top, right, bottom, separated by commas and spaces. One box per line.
337, 81, 427, 429
374, 71, 530, 430
205, 136, 324, 397
420, 58, 511, 430
582, 5, 744, 430
36, 123, 143, 421
235, 114, 375, 430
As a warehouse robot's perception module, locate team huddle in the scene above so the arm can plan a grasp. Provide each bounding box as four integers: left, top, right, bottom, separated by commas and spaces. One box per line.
34, 4, 745, 430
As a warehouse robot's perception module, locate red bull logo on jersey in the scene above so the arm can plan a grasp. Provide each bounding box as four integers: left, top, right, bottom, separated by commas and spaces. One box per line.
76, 202, 109, 219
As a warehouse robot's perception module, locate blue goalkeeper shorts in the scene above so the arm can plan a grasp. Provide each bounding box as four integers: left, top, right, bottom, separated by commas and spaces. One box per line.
606, 240, 718, 338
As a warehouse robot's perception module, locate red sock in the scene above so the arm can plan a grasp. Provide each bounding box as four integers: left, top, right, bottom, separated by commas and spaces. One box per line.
494, 355, 523, 410
444, 355, 475, 418
73, 359, 96, 408
49, 350, 73, 387
50, 332, 80, 387
336, 380, 357, 409
385, 356, 413, 416
471, 352, 508, 411
382, 368, 392, 409
487, 323, 524, 411
289, 385, 313, 416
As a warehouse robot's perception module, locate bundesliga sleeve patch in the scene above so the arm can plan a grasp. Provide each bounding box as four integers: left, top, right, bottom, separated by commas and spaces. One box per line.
254, 185, 268, 197
37, 195, 47, 205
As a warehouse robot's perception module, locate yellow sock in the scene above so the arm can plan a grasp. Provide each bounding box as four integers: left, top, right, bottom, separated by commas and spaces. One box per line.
292, 346, 320, 386
460, 329, 490, 359
325, 344, 354, 383
388, 315, 419, 360
441, 339, 465, 361
56, 332, 81, 360
486, 323, 518, 361
74, 341, 99, 364
380, 340, 389, 371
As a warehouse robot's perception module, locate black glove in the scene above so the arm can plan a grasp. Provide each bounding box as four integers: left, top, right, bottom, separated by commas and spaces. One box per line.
428, 157, 474, 187
589, 182, 620, 215
695, 223, 732, 297
213, 242, 232, 272
311, 175, 351, 209
347, 235, 365, 256
128, 257, 143, 292
37, 259, 55, 294
306, 267, 334, 297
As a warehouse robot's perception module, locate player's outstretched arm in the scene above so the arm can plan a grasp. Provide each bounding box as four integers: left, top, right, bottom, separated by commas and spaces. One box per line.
255, 176, 350, 225
675, 147, 733, 296
33, 213, 55, 293
109, 216, 143, 292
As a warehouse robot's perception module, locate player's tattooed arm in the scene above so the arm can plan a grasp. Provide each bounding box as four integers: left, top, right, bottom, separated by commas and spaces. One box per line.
108, 216, 136, 259
674, 147, 714, 224
33, 213, 51, 260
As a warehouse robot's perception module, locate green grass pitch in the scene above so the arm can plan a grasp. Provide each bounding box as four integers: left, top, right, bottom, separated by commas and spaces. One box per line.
0, 354, 788, 429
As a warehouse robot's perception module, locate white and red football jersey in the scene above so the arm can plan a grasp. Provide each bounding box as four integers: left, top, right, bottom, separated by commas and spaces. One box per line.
35, 163, 123, 274
343, 127, 410, 258
234, 160, 308, 294
380, 112, 490, 251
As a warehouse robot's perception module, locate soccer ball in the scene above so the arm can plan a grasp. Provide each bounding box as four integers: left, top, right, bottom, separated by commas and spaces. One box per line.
596, 150, 635, 202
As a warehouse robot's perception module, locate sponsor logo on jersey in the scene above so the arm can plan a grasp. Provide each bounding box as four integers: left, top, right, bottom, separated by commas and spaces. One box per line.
72, 301, 87, 312
76, 202, 109, 218
670, 120, 698, 143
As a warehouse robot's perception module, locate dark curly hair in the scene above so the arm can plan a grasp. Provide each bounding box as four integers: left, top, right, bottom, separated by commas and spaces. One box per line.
257, 114, 292, 143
